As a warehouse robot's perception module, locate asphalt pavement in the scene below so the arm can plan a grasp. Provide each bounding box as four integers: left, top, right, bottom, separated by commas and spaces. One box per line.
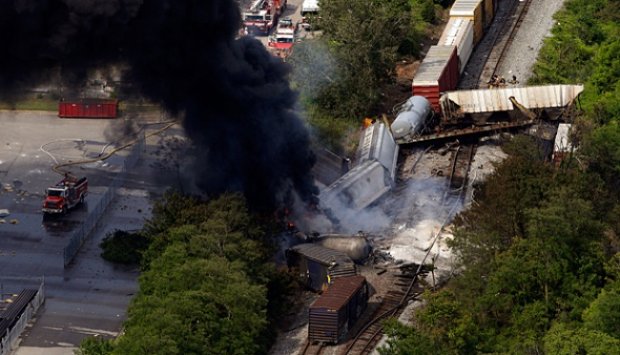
0, 110, 174, 354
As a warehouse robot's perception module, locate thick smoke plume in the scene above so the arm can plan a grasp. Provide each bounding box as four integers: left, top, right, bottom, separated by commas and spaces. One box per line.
0, 0, 318, 211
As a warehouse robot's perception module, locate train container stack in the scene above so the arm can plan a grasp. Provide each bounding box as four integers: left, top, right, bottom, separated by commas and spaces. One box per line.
450, 0, 495, 45
483, 0, 496, 28
308, 275, 368, 344
407, 0, 497, 114
439, 18, 474, 74
286, 243, 357, 292
450, 0, 484, 45
412, 45, 459, 113
58, 99, 118, 118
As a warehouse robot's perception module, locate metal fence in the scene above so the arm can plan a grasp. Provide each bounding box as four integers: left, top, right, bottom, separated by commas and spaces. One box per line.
63, 132, 145, 267
0, 279, 45, 355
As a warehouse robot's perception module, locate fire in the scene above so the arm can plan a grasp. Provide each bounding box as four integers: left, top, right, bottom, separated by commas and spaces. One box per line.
363, 118, 375, 128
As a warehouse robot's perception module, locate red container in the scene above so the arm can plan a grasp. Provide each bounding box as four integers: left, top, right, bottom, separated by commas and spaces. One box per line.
412, 45, 459, 113
308, 275, 368, 344
58, 99, 118, 118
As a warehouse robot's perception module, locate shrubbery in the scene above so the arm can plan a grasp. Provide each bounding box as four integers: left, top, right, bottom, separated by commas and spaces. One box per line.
381, 0, 620, 353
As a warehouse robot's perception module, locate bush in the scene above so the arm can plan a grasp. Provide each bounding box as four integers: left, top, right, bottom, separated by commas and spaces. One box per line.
99, 230, 149, 265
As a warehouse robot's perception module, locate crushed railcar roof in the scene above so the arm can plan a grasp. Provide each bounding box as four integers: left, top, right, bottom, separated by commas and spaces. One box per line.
440, 84, 584, 114
289, 243, 357, 278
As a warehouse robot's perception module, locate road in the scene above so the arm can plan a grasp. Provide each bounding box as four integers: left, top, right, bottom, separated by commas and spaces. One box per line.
1, 1, 311, 353
0, 109, 179, 354
241, 0, 310, 48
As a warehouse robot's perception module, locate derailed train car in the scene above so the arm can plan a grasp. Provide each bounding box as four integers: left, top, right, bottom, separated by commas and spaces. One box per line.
319, 122, 399, 215
308, 275, 368, 343
390, 95, 433, 143
286, 243, 357, 292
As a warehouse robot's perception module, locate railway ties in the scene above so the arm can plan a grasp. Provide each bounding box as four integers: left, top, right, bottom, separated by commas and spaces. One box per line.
449, 143, 476, 191
479, 0, 533, 88
341, 271, 423, 355
301, 340, 325, 355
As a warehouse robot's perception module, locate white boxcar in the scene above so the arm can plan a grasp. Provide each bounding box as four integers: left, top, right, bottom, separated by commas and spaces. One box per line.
450, 0, 484, 45
320, 123, 399, 213
320, 160, 392, 212
439, 17, 474, 74
356, 122, 399, 180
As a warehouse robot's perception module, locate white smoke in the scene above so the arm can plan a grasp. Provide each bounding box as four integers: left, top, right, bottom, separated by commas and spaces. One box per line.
322, 194, 394, 234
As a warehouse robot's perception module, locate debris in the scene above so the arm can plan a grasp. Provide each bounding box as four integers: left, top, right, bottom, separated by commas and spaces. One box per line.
0, 209, 9, 217
9, 219, 19, 224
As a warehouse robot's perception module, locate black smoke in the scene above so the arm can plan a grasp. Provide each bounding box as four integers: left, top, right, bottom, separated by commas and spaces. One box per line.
0, 0, 318, 212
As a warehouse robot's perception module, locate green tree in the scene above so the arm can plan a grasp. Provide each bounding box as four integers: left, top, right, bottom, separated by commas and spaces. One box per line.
116, 252, 267, 355
302, 0, 415, 118
99, 230, 149, 265
379, 318, 440, 355
410, 0, 436, 23
76, 337, 114, 355
583, 281, 620, 338
451, 135, 553, 267
78, 193, 287, 355
544, 322, 620, 355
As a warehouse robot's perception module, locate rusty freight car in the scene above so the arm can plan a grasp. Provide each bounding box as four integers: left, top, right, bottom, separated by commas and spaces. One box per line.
412, 45, 459, 113
286, 243, 357, 292
308, 275, 368, 344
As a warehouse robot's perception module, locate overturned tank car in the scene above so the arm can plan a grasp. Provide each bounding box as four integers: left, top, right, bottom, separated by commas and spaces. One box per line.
312, 234, 372, 262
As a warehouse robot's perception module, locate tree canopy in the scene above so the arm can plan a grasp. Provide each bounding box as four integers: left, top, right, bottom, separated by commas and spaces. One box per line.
79, 192, 295, 355
289, 0, 446, 151
381, 0, 620, 353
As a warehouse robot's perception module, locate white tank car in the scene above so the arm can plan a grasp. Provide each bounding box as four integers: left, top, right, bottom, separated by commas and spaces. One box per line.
314, 234, 372, 262
391, 96, 432, 142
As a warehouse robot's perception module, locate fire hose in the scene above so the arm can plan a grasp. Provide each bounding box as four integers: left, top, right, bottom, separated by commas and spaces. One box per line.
52, 121, 177, 176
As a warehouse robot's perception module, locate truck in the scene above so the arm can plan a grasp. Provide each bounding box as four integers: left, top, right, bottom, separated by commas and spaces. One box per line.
42, 175, 88, 215
301, 0, 319, 17
268, 17, 299, 59
242, 0, 287, 36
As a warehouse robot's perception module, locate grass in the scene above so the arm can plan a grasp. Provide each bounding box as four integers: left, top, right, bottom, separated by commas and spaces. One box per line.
0, 95, 163, 113
0, 97, 58, 111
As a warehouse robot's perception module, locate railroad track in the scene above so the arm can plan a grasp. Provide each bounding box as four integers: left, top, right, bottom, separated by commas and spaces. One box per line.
340, 272, 424, 355
340, 140, 474, 355
300, 340, 324, 355
458, 0, 527, 89
449, 143, 476, 190
478, 0, 533, 88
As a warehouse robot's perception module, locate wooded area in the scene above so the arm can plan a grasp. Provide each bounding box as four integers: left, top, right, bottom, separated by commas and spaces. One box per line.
380, 0, 620, 353
289, 0, 441, 152
79, 193, 297, 354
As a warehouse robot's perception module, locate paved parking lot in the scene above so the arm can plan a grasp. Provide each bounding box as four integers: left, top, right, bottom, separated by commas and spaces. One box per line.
0, 110, 174, 354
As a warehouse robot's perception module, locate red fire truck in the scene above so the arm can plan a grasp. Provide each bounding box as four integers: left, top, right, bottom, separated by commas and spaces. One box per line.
268, 17, 299, 59
42, 175, 88, 215
242, 0, 287, 35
